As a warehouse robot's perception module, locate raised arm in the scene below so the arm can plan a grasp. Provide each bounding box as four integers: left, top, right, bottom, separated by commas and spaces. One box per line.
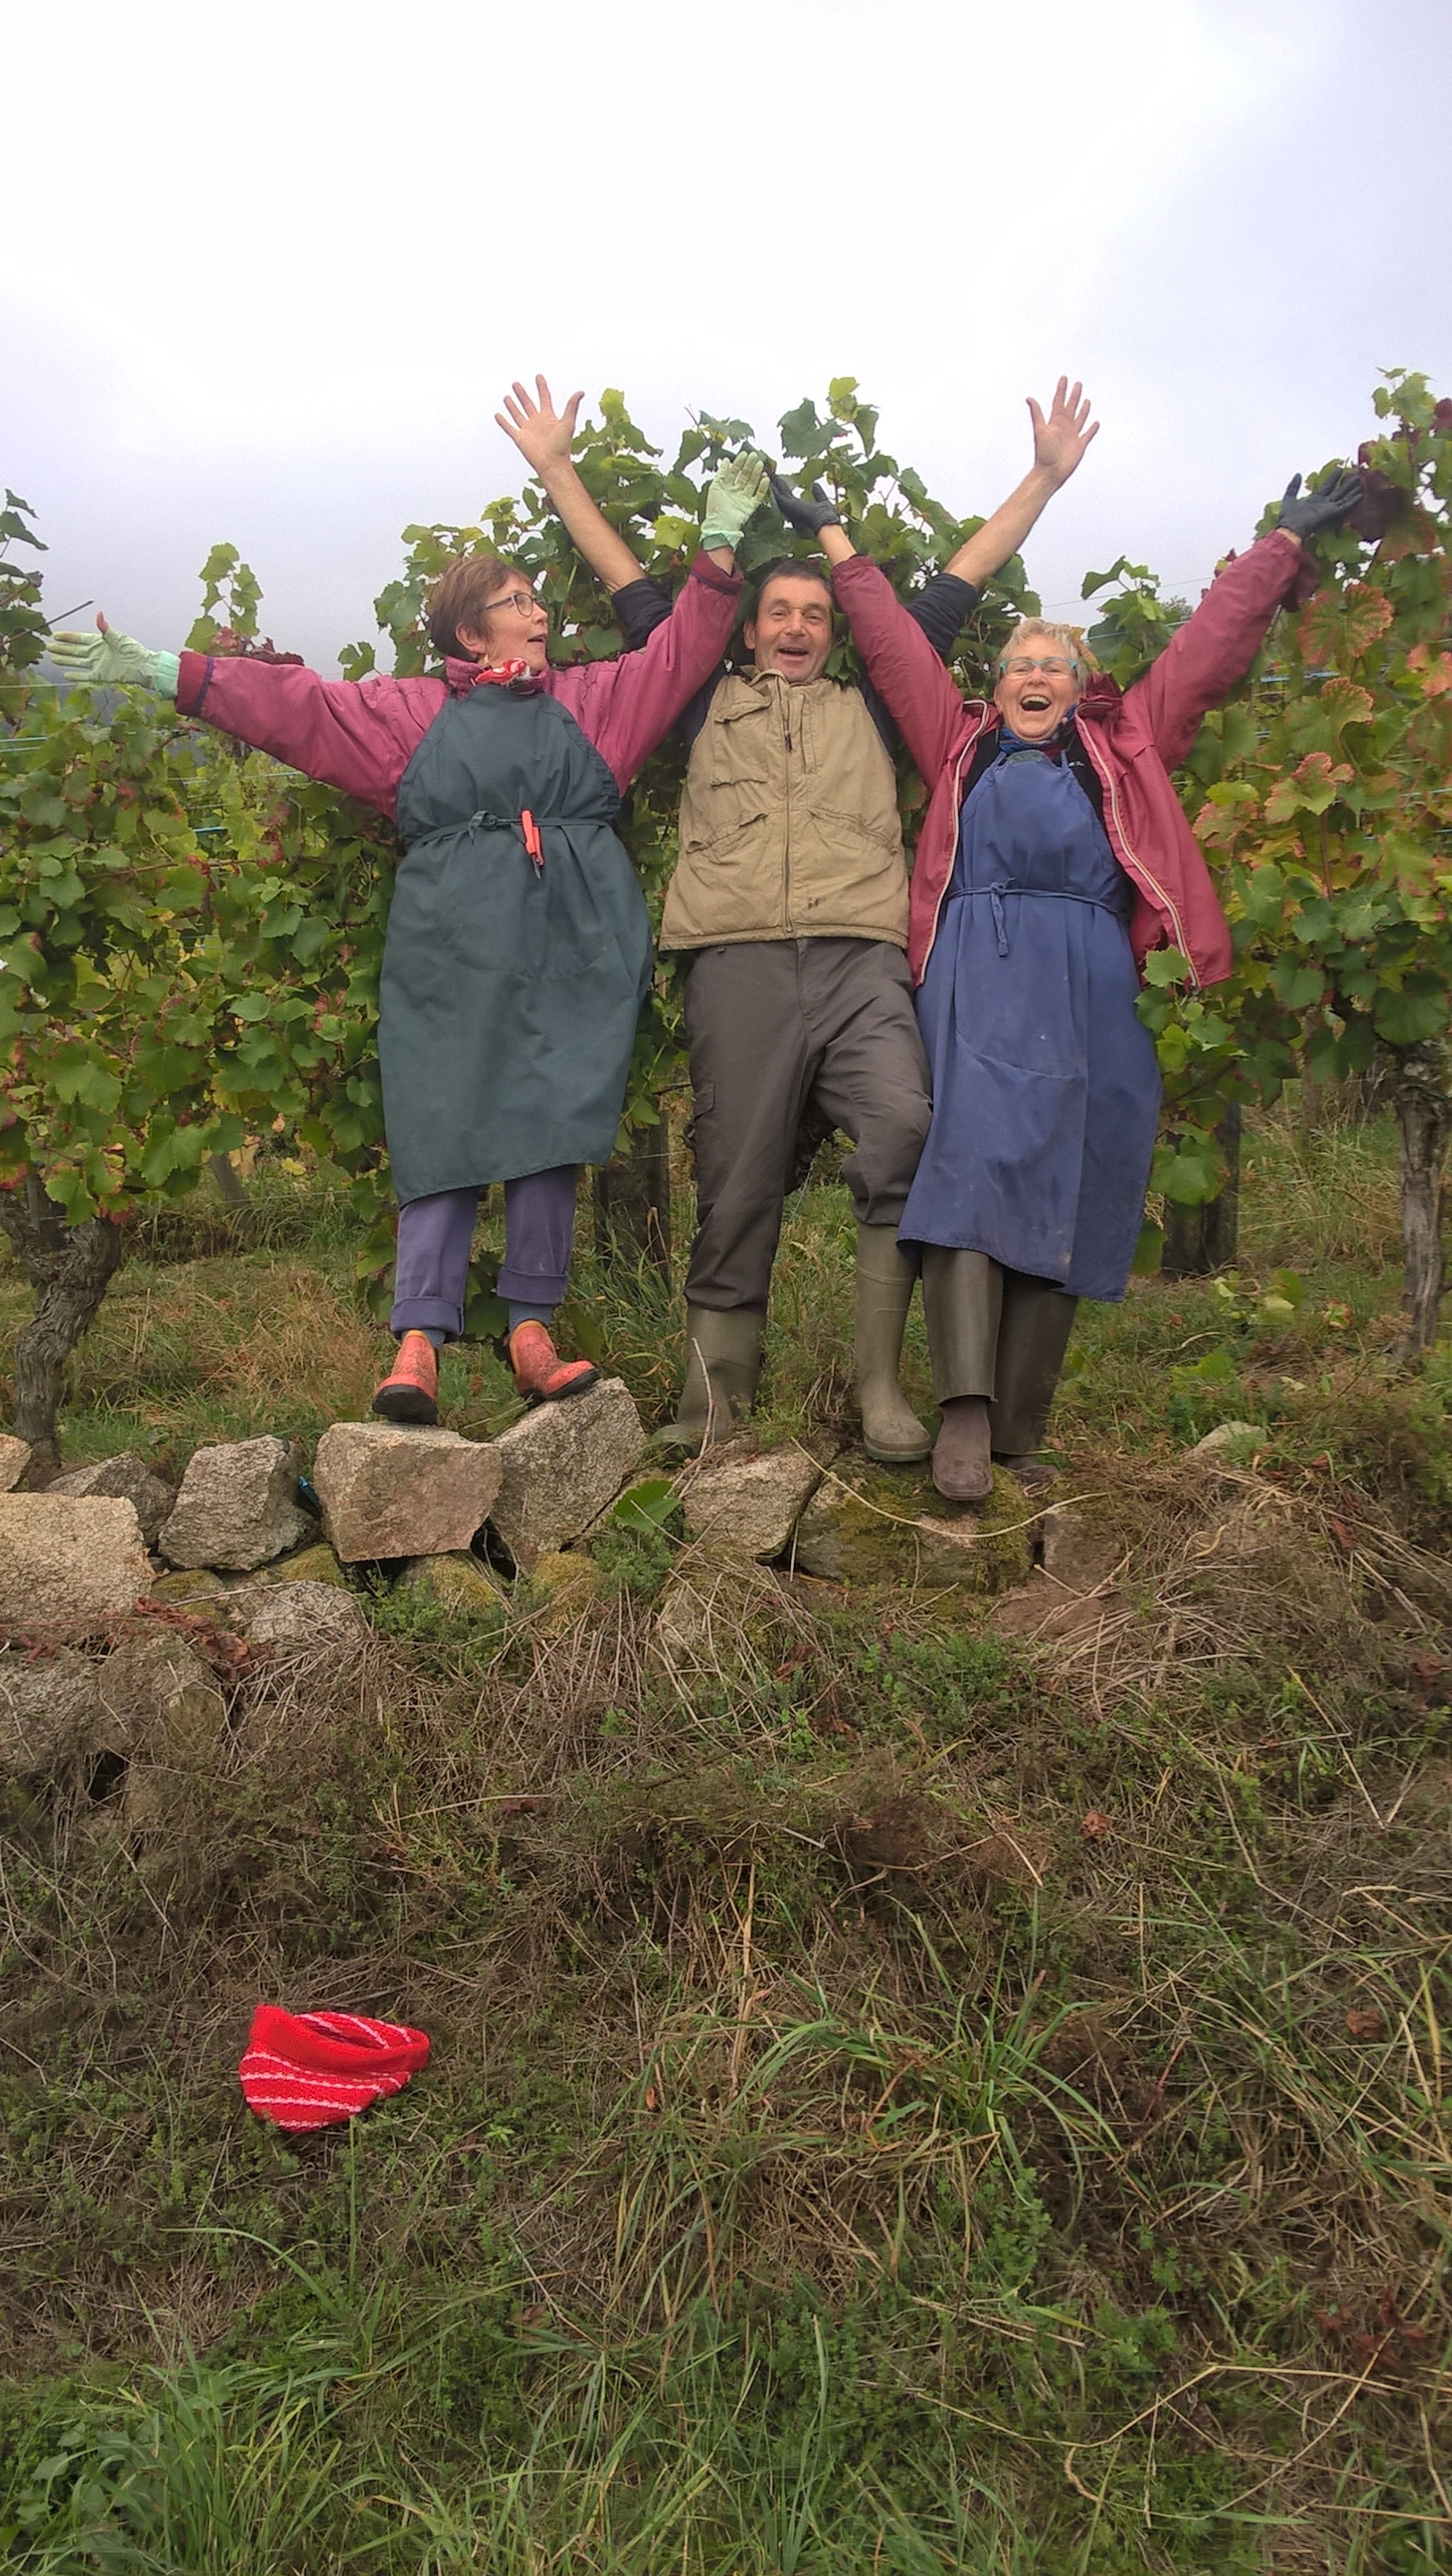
550, 555, 744, 788
939, 378, 1098, 586
47, 614, 441, 814
827, 556, 969, 783
497, 376, 649, 594
774, 376, 1096, 599
1130, 470, 1364, 764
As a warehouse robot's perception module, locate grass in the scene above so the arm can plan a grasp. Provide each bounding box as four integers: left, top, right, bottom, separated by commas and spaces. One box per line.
2, 1104, 1450, 2570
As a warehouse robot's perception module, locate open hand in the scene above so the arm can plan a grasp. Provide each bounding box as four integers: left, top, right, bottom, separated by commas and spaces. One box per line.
769, 472, 842, 535
496, 375, 584, 477
701, 451, 770, 552
48, 613, 163, 690
1275, 468, 1364, 542
1029, 378, 1098, 487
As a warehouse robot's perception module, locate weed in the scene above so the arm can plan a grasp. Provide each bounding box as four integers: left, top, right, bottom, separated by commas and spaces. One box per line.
2, 1108, 1450, 2568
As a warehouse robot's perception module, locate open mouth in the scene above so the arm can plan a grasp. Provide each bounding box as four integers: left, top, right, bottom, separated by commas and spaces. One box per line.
1020, 691, 1051, 713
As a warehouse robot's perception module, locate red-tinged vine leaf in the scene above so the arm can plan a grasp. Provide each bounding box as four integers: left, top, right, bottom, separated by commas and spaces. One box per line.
1341, 582, 1397, 658
1345, 2007, 1387, 2042
1297, 582, 1394, 668
1319, 676, 1376, 732
1081, 1810, 1113, 1841
496, 1795, 548, 1818
1327, 1515, 1355, 1549
1265, 751, 1351, 823
1406, 642, 1452, 697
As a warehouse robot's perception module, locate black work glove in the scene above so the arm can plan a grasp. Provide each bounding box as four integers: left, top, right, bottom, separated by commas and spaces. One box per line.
769, 471, 843, 535
1275, 467, 1364, 541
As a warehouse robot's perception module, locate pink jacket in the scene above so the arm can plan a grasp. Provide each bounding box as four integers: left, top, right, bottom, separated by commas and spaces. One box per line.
173, 558, 743, 816
833, 530, 1308, 989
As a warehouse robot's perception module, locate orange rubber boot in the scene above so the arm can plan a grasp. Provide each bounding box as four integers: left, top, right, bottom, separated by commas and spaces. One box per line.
372, 1329, 440, 1425
508, 1320, 598, 1404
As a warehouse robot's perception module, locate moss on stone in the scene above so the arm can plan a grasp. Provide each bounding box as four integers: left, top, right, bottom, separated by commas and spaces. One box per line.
400, 1552, 509, 1623
792, 1454, 1031, 1601
525, 1550, 602, 1633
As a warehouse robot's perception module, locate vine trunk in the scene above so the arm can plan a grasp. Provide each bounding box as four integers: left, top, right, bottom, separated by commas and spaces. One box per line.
1390, 1043, 1451, 1358
0, 1174, 125, 1469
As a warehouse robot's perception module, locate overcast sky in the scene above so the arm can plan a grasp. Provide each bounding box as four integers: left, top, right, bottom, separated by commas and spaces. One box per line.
6, 0, 1450, 672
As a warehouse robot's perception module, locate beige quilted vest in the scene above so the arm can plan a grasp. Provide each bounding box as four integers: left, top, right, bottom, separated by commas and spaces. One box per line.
661, 669, 908, 950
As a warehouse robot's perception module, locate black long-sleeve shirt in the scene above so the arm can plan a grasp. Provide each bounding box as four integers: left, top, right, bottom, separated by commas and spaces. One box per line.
611, 569, 980, 755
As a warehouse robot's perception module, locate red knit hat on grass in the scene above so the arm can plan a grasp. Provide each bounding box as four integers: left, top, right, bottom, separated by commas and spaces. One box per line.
239, 2003, 431, 2133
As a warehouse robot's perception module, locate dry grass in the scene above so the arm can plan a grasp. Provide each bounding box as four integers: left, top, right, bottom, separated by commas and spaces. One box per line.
3, 1112, 1451, 2568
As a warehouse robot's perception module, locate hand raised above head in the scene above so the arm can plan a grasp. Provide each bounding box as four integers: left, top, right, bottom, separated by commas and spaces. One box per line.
1275, 467, 1364, 541
768, 473, 843, 536
1028, 377, 1099, 487
700, 451, 771, 553
496, 373, 585, 477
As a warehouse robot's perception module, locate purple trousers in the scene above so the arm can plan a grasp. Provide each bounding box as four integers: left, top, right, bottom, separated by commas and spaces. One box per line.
390, 1166, 578, 1340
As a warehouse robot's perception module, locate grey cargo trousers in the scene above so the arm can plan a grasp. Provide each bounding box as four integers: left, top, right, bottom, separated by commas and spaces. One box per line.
682, 938, 932, 1312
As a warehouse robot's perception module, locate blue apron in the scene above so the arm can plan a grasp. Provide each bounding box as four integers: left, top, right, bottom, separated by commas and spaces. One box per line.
898, 735, 1161, 1300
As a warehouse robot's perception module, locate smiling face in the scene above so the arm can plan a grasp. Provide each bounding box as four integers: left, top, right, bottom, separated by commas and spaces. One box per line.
743, 571, 835, 686
457, 575, 551, 675
993, 626, 1083, 741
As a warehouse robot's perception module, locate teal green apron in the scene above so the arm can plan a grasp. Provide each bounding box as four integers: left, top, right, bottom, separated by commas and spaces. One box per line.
381, 682, 652, 1201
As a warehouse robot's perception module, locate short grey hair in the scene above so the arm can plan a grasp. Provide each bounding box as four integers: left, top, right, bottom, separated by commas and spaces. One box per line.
996, 617, 1097, 678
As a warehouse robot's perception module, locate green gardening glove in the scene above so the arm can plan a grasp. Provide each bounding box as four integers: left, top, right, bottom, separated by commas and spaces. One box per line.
48, 616, 178, 698
699, 451, 770, 555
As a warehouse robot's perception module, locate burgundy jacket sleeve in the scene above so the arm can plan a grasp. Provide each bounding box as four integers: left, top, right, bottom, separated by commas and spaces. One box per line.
831, 556, 971, 786
1126, 529, 1304, 769
173, 653, 447, 818
544, 558, 743, 789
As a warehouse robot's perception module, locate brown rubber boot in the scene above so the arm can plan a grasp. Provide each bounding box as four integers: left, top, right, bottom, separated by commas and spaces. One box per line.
931, 1395, 994, 1503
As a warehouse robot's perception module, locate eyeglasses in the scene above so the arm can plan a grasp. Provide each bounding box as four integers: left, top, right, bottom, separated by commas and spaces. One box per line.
1000, 654, 1076, 676
487, 590, 541, 619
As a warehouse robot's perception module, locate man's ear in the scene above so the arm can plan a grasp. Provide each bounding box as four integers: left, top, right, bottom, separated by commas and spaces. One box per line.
742, 619, 758, 656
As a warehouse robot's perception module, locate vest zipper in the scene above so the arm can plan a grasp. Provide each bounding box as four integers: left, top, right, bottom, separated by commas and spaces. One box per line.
780, 680, 793, 935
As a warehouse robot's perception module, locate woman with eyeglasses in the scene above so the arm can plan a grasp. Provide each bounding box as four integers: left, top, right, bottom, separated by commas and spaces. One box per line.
50, 384, 769, 1421
814, 388, 1363, 1498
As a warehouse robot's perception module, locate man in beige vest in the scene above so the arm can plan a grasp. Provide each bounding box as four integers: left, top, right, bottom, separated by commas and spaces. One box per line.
502, 376, 1097, 1458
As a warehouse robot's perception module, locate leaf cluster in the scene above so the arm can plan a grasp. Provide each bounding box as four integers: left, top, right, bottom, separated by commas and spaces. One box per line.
1098, 369, 1452, 1204
0, 657, 395, 1228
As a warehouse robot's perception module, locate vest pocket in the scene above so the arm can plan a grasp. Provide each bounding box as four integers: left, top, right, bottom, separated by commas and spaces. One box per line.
814, 799, 901, 854
681, 801, 771, 859
706, 696, 771, 784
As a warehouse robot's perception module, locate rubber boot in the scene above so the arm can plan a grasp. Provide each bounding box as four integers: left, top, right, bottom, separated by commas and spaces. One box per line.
989, 1271, 1077, 1485
932, 1395, 994, 1503
507, 1322, 598, 1404
853, 1225, 931, 1463
657, 1305, 765, 1451
372, 1329, 440, 1425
